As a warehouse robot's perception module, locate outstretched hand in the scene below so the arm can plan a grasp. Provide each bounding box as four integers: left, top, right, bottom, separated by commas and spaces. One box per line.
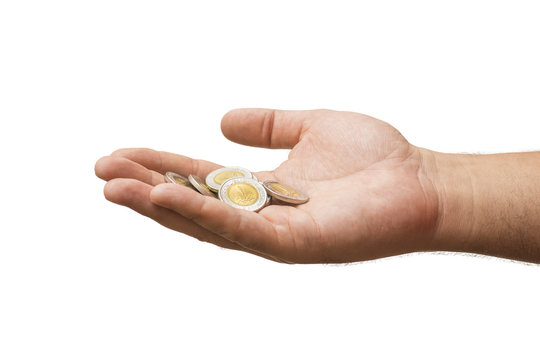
95, 109, 440, 263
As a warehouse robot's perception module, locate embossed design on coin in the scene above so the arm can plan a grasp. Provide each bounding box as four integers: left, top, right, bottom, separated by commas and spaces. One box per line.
205, 167, 253, 192
227, 183, 258, 206
219, 177, 267, 212
263, 180, 309, 205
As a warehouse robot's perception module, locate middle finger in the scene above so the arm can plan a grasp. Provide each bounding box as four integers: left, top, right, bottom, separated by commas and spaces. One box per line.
95, 155, 165, 186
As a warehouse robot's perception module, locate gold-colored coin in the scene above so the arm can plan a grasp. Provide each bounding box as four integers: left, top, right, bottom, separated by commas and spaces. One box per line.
227, 182, 258, 206
188, 174, 216, 197
164, 171, 193, 188
214, 170, 245, 185
269, 183, 301, 197
218, 177, 268, 212
205, 167, 253, 192
262, 180, 309, 205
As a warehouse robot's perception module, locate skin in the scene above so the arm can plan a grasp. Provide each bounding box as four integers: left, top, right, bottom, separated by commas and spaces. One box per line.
95, 108, 540, 264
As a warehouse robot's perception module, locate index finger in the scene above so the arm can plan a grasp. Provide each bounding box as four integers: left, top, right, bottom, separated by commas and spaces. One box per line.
111, 148, 222, 178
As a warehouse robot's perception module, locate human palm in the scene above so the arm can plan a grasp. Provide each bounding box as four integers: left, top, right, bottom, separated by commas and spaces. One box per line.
95, 109, 439, 263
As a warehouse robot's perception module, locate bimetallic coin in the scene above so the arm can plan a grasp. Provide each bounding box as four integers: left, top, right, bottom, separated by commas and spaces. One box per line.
262, 180, 309, 205
205, 167, 253, 193
164, 171, 193, 188
188, 174, 216, 197
219, 177, 268, 212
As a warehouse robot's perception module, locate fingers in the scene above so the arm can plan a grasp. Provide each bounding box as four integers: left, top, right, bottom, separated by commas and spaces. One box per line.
221, 108, 312, 149
103, 178, 262, 254
111, 148, 222, 178
150, 183, 291, 260
95, 156, 164, 185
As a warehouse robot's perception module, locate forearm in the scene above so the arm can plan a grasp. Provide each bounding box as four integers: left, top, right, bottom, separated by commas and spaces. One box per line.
421, 150, 540, 263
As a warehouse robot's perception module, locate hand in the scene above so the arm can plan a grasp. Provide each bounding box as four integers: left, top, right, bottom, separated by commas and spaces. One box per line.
95, 109, 440, 263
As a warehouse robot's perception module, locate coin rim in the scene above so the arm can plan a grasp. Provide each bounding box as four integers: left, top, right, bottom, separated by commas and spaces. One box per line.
188, 174, 216, 197
164, 171, 190, 186
205, 167, 253, 192
219, 177, 268, 212
262, 180, 309, 205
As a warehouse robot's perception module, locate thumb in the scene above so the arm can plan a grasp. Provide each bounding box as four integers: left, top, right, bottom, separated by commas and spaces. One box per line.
221, 108, 310, 149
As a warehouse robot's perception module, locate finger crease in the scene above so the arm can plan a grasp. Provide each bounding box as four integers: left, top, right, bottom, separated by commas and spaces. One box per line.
262, 109, 276, 148
190, 157, 201, 177
157, 150, 165, 174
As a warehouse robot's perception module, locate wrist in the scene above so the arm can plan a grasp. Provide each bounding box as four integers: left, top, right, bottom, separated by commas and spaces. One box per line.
419, 149, 540, 262
418, 150, 476, 253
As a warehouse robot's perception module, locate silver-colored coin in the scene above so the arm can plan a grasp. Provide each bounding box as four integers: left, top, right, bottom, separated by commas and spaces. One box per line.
188, 174, 216, 197
205, 166, 253, 193
262, 180, 309, 205
218, 177, 268, 212
164, 171, 193, 188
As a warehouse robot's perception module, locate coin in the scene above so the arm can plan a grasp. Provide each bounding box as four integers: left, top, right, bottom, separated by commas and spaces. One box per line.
164, 171, 193, 188
218, 177, 268, 212
205, 167, 253, 192
262, 180, 309, 205
188, 174, 216, 197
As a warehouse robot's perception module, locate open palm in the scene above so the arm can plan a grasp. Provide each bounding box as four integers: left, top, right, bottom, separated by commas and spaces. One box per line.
95, 109, 440, 263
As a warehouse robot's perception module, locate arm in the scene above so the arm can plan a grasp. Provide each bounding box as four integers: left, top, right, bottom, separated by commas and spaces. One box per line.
421, 150, 540, 263
95, 109, 540, 264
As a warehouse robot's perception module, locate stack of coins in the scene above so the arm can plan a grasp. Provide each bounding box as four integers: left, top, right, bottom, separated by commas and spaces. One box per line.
164, 167, 309, 212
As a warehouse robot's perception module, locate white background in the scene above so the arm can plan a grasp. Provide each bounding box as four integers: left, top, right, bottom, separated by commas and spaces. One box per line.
1, 1, 539, 359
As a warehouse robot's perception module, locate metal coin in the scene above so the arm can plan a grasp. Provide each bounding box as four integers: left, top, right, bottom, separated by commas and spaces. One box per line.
164, 171, 193, 188
188, 174, 216, 197
262, 180, 309, 205
218, 177, 268, 212
205, 166, 253, 193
